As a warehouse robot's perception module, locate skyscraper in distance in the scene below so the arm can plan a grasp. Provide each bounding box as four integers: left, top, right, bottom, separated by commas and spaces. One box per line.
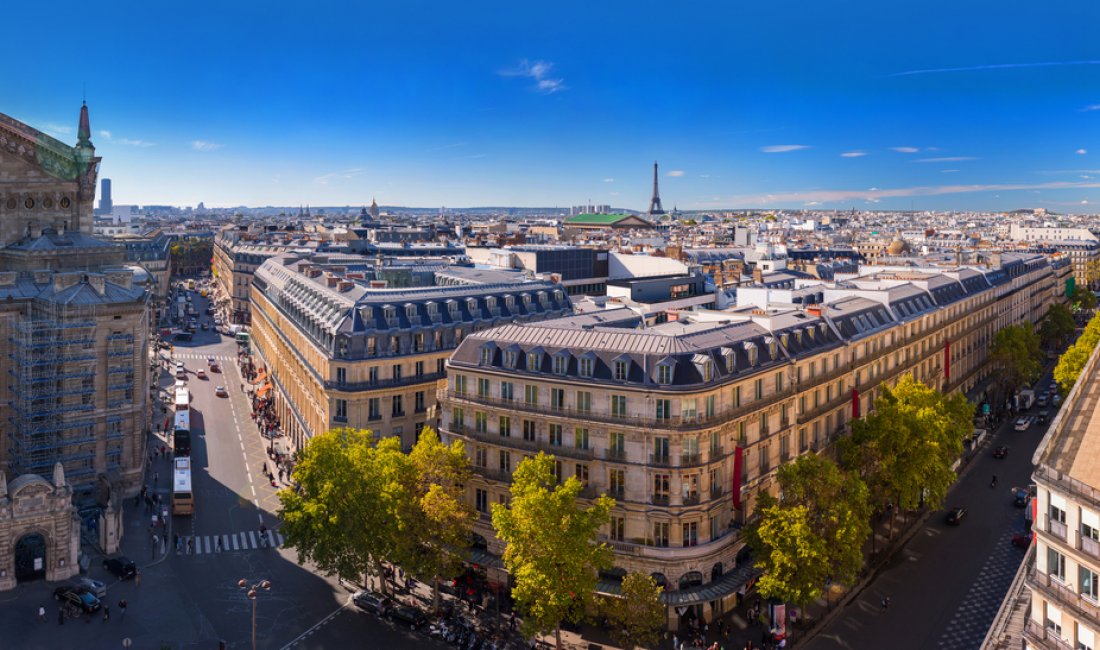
99, 178, 112, 214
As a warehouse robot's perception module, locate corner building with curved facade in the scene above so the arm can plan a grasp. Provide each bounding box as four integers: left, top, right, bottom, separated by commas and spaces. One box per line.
440, 253, 1065, 624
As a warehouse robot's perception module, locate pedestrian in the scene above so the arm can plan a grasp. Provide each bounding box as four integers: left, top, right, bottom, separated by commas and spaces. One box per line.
881, 596, 889, 611
37, 605, 45, 623
118, 600, 127, 619
153, 471, 159, 484
102, 606, 110, 622
152, 533, 159, 559
174, 533, 180, 553
188, 537, 193, 554
216, 536, 222, 552
673, 634, 679, 649
135, 570, 141, 587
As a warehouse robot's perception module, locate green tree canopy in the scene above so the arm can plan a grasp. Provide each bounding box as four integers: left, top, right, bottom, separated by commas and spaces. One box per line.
602, 572, 666, 650
1054, 312, 1100, 394
491, 453, 614, 649
839, 374, 973, 513
1075, 290, 1098, 312
1039, 303, 1076, 350
990, 324, 1042, 393
768, 454, 872, 584
745, 503, 830, 609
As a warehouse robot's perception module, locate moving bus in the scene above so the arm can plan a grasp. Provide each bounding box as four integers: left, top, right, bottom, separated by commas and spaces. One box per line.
173, 410, 191, 457
172, 456, 193, 515
174, 387, 190, 411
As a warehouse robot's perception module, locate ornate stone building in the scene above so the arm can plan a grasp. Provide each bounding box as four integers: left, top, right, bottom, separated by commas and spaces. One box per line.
0, 105, 151, 591
0, 464, 80, 590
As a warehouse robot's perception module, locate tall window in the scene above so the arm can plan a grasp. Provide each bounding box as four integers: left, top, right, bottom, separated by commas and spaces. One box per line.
609, 431, 625, 457
499, 450, 511, 474
610, 517, 625, 542
682, 522, 698, 547
657, 364, 672, 384
334, 399, 347, 421
501, 381, 514, 401
522, 419, 536, 441
574, 463, 589, 485
499, 416, 511, 438
454, 375, 467, 395
369, 398, 381, 420
611, 395, 627, 417
475, 489, 488, 513
415, 391, 425, 413
551, 388, 565, 410
477, 378, 490, 398
552, 355, 568, 375
653, 521, 670, 547
653, 436, 670, 463
656, 399, 671, 420
681, 399, 697, 420
526, 352, 541, 371
451, 407, 464, 428
614, 361, 627, 381
475, 411, 488, 433
524, 384, 538, 406
653, 474, 670, 502
391, 395, 404, 416
705, 395, 716, 418
576, 391, 591, 413
575, 427, 589, 450
609, 469, 625, 495
475, 446, 487, 467
1081, 565, 1099, 600
579, 357, 594, 377
336, 367, 346, 384
549, 424, 563, 446
1048, 547, 1066, 581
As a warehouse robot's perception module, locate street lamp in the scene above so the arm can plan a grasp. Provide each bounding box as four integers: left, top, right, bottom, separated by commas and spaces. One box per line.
238, 578, 271, 650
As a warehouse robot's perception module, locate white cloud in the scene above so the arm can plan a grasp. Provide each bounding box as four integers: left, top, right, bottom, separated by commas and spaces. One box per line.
98, 130, 112, 139
667, 170, 685, 177
498, 59, 566, 94
840, 151, 866, 158
1082, 104, 1100, 112
891, 146, 920, 153
760, 144, 809, 153
314, 168, 365, 185
913, 156, 977, 163
699, 174, 711, 178
119, 138, 155, 147
43, 123, 72, 136
889, 60, 1100, 77
1077, 148, 1089, 155
942, 169, 960, 173
733, 180, 1100, 205
191, 140, 223, 151
805, 201, 822, 206
603, 178, 614, 183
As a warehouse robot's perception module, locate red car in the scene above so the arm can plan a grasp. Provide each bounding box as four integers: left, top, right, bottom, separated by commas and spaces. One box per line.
1012, 533, 1032, 549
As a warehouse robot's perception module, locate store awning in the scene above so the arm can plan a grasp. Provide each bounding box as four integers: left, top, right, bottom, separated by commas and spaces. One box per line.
257, 383, 272, 397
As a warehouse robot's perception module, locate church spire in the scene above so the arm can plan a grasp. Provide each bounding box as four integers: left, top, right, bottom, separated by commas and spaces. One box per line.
77, 101, 92, 148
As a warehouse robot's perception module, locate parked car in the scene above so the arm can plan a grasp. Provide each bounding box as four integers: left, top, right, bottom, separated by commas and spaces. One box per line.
54, 586, 101, 613
1037, 411, 1050, 425
76, 577, 107, 599
1013, 487, 1030, 508
201, 322, 210, 331
1012, 533, 1032, 549
992, 446, 1009, 459
1014, 417, 1031, 431
1037, 395, 1049, 408
387, 605, 427, 629
945, 507, 968, 525
215, 386, 228, 397
351, 591, 390, 616
102, 556, 137, 579
209, 363, 220, 373
1053, 394, 1062, 406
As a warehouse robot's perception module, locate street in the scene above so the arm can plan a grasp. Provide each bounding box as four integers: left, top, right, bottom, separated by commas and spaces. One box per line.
0, 287, 449, 650
804, 380, 1051, 650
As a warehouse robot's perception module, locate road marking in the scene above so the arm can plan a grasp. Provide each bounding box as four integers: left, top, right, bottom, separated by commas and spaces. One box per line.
239, 441, 245, 451
250, 485, 256, 496
231, 534, 239, 551
279, 595, 352, 650
203, 536, 212, 554
248, 530, 258, 548
247, 473, 252, 484
257, 513, 264, 525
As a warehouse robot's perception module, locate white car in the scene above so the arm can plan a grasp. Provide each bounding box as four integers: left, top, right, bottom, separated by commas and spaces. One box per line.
1014, 417, 1031, 431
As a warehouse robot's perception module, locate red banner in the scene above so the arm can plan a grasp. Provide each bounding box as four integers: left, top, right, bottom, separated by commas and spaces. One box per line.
851, 389, 860, 420
732, 447, 743, 509
945, 338, 951, 381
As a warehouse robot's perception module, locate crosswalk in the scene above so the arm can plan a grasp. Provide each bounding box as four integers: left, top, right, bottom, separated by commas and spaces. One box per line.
178, 530, 285, 555
170, 353, 235, 361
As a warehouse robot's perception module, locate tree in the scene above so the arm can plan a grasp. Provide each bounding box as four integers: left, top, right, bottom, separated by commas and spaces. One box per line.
1054, 312, 1100, 394
277, 428, 396, 590
1076, 290, 1098, 312
990, 324, 1042, 394
769, 455, 871, 584
745, 503, 830, 610
1039, 303, 1076, 351
839, 375, 973, 518
603, 573, 665, 650
406, 427, 474, 612
491, 453, 614, 649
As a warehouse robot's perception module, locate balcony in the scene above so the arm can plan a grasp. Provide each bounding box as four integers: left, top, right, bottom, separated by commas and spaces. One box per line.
599, 525, 742, 561
1022, 618, 1073, 650
1079, 532, 1100, 560
1027, 564, 1100, 623
649, 453, 673, 467
680, 452, 701, 466
651, 495, 671, 506
682, 493, 701, 506
604, 447, 628, 462
444, 423, 595, 461
1049, 517, 1068, 542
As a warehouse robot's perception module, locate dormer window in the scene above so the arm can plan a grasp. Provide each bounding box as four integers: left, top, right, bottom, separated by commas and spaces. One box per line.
426, 301, 438, 316
552, 353, 568, 375
522, 293, 532, 306
466, 297, 479, 313
553, 289, 564, 302
722, 348, 736, 373
657, 364, 672, 385
526, 351, 542, 371
614, 360, 628, 381
579, 357, 594, 377
702, 361, 713, 381
807, 326, 816, 341
504, 295, 515, 309
766, 337, 777, 359
479, 345, 495, 366
780, 333, 789, 349
745, 342, 758, 366
504, 350, 518, 369
383, 305, 396, 320
405, 304, 417, 320
794, 329, 803, 346
447, 300, 459, 316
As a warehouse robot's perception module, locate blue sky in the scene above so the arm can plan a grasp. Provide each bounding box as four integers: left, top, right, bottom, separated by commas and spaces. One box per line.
3, 1, 1099, 211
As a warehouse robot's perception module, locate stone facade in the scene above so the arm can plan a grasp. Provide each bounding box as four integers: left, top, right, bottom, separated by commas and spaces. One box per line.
0, 465, 80, 591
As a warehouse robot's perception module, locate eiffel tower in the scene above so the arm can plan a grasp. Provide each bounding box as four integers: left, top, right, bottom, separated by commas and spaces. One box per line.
647, 161, 666, 216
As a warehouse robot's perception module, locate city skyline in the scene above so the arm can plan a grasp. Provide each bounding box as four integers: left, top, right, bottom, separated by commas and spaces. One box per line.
4, 1, 1099, 211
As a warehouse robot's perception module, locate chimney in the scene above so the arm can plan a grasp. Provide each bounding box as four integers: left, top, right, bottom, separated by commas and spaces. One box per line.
88, 274, 106, 295
338, 280, 354, 292
806, 305, 822, 317
752, 266, 764, 284
53, 272, 81, 293
33, 270, 52, 285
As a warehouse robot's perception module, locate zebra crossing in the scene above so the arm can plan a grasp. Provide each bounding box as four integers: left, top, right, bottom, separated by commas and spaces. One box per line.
171, 353, 235, 362
178, 530, 284, 555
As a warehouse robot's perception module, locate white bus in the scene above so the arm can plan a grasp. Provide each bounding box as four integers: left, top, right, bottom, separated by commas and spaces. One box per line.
173, 410, 191, 457
174, 387, 190, 411
172, 456, 193, 515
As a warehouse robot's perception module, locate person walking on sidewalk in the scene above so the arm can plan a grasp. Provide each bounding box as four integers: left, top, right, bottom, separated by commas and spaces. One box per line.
37, 605, 45, 623
102, 606, 110, 623
151, 534, 159, 559
118, 600, 127, 620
